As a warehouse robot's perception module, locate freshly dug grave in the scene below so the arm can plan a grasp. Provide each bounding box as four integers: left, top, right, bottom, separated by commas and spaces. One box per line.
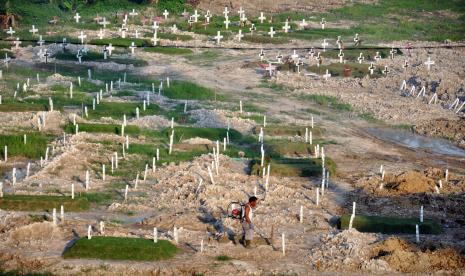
370, 237, 465, 273
356, 168, 465, 196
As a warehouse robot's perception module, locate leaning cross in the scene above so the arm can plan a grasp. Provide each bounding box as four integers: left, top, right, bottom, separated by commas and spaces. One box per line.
357, 53, 364, 64
321, 39, 329, 52
368, 62, 375, 75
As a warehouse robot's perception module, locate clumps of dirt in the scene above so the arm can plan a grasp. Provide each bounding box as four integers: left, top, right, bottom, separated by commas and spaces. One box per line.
356, 167, 465, 196
190, 109, 256, 133
8, 222, 63, 249
415, 118, 465, 149
129, 115, 171, 130
370, 237, 465, 273
307, 229, 385, 272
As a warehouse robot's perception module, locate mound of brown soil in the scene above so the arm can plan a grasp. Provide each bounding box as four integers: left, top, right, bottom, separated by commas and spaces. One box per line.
371, 237, 465, 273
384, 171, 437, 194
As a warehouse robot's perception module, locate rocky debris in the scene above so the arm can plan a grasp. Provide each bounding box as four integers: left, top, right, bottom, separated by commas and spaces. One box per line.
129, 115, 171, 130
415, 118, 465, 149
190, 109, 256, 133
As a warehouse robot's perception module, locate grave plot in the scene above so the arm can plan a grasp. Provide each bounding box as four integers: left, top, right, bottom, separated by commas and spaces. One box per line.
0, 0, 464, 275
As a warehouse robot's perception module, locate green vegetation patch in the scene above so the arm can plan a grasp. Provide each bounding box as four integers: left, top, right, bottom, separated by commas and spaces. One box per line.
166, 127, 242, 142
63, 237, 179, 261
339, 214, 442, 234
163, 81, 217, 100
0, 133, 49, 159
64, 123, 141, 135
144, 47, 193, 55
299, 94, 353, 112
87, 102, 162, 120
53, 52, 148, 67
0, 195, 89, 212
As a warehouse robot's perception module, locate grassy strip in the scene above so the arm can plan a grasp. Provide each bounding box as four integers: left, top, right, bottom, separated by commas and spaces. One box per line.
0, 133, 49, 159
163, 80, 218, 100
144, 47, 193, 55
64, 123, 141, 135
166, 127, 242, 142
0, 195, 90, 212
339, 214, 442, 234
299, 94, 353, 112
63, 237, 178, 261
87, 102, 162, 120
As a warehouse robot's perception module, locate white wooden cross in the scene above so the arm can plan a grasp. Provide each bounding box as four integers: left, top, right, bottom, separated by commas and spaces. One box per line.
76, 50, 83, 63
249, 24, 256, 35
129, 42, 137, 54
74, 13, 81, 23
389, 47, 397, 59
424, 57, 435, 71
134, 29, 140, 39
268, 27, 276, 38
336, 36, 342, 49
223, 7, 230, 17
98, 28, 104, 39
259, 49, 265, 61
323, 69, 331, 80
258, 12, 266, 23
291, 50, 299, 60
238, 7, 245, 17
320, 18, 326, 29
152, 21, 159, 31
224, 17, 231, 29
382, 65, 390, 75
308, 48, 315, 59
129, 9, 138, 17
205, 11, 211, 23
357, 52, 364, 64
368, 62, 375, 75
315, 52, 322, 67
296, 58, 304, 74
6, 27, 15, 37
236, 29, 244, 41
163, 10, 169, 19
338, 49, 344, 63
120, 27, 127, 38
403, 60, 409, 70
107, 44, 114, 56
282, 20, 290, 33
353, 33, 359, 44
299, 19, 308, 29
321, 39, 329, 52
37, 35, 45, 46
100, 17, 109, 28
78, 31, 87, 44
193, 10, 199, 22
29, 25, 38, 35
3, 53, 11, 68
214, 31, 223, 44
171, 24, 178, 33
13, 38, 21, 49
374, 51, 381, 62
151, 32, 159, 45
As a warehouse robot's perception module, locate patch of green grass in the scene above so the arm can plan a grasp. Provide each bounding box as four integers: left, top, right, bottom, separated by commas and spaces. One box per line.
157, 32, 193, 41
89, 38, 150, 48
144, 47, 193, 55
242, 35, 289, 44
339, 214, 442, 234
63, 237, 178, 261
0, 132, 50, 159
163, 81, 218, 100
299, 94, 353, 112
216, 255, 232, 261
359, 112, 381, 123
252, 125, 325, 137
0, 195, 90, 212
64, 123, 141, 135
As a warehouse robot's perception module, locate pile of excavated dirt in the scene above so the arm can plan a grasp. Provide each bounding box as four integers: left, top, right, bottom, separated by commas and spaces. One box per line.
415, 118, 465, 149
371, 237, 465, 273
356, 168, 465, 196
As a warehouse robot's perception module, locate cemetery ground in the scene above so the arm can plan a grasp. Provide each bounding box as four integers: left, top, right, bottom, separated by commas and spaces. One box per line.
0, 0, 465, 275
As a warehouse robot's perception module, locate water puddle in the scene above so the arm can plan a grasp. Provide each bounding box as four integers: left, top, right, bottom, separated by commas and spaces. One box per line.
367, 128, 465, 157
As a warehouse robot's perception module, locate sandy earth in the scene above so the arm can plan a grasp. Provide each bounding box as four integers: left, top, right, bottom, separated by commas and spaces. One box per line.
0, 8, 464, 276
